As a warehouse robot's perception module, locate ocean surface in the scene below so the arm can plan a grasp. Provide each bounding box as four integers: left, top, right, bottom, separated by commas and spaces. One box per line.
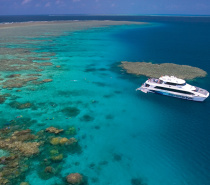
0, 15, 210, 185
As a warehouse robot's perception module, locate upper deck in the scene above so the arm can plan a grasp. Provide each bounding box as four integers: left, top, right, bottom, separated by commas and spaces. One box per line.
147, 78, 163, 84
159, 76, 186, 85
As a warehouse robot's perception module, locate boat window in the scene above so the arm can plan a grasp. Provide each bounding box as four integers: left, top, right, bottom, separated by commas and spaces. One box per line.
155, 86, 194, 95
177, 83, 186, 86
165, 82, 177, 86
145, 83, 150, 87
165, 82, 186, 86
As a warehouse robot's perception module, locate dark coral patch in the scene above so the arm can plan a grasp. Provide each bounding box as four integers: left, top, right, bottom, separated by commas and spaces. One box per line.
91, 177, 99, 183
58, 90, 83, 97
98, 68, 108, 71
85, 67, 107, 73
131, 178, 147, 185
74, 162, 80, 166
103, 94, 114, 98
105, 114, 114, 120
94, 126, 100, 130
93, 82, 107, 87
0, 95, 6, 104
9, 101, 34, 110
88, 163, 95, 169
113, 153, 122, 161
84, 67, 97, 72
114, 90, 122, 94
37, 166, 56, 180
27, 74, 42, 77
62, 107, 80, 117
80, 114, 94, 122
99, 161, 108, 165
6, 74, 21, 78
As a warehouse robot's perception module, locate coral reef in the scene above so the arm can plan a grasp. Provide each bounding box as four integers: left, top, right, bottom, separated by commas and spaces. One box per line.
120, 61, 207, 80
66, 173, 84, 185
0, 47, 56, 103
44, 166, 54, 173
20, 182, 30, 185
50, 149, 59, 155
32, 81, 44, 85
59, 137, 69, 145
0, 95, 6, 104
27, 74, 42, 77
42, 79, 53, 83
37, 62, 52, 66
0, 138, 40, 157
66, 126, 77, 135
45, 127, 64, 134
50, 137, 77, 146
0, 94, 10, 104
6, 74, 21, 78
9, 101, 33, 109
0, 20, 151, 185
50, 137, 60, 145
68, 137, 78, 146
11, 129, 36, 142
2, 77, 38, 89
0, 120, 82, 184
0, 127, 41, 184
0, 59, 40, 72
37, 165, 56, 180
51, 154, 63, 162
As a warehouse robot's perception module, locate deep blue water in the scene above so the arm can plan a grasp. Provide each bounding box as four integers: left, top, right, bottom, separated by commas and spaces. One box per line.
1, 15, 210, 24
0, 16, 210, 185
111, 20, 210, 185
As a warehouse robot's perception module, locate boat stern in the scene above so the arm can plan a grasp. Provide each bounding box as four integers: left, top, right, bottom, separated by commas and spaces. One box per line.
136, 84, 149, 93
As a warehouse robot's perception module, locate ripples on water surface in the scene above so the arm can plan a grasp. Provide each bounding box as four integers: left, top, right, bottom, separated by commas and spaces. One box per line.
0, 17, 209, 185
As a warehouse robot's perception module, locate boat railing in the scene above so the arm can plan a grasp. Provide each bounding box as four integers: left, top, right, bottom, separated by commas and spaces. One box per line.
198, 88, 208, 96
148, 78, 163, 84
192, 87, 208, 95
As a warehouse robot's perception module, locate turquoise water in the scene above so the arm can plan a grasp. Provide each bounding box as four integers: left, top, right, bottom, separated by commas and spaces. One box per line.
0, 21, 210, 185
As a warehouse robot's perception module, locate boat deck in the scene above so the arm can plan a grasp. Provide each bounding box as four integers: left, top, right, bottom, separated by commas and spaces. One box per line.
148, 78, 163, 84
195, 87, 209, 96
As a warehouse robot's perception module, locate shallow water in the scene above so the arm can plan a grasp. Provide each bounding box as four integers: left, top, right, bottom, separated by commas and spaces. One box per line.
0, 19, 210, 185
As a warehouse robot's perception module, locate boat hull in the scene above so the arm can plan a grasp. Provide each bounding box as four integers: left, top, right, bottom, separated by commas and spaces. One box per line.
152, 90, 206, 102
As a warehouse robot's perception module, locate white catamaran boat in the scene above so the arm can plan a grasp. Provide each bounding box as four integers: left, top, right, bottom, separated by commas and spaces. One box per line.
137, 76, 209, 102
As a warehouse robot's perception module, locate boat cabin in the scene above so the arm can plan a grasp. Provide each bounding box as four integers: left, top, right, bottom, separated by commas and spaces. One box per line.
159, 76, 186, 86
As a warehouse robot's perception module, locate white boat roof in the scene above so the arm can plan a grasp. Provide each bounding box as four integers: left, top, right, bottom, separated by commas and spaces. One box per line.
159, 75, 186, 84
